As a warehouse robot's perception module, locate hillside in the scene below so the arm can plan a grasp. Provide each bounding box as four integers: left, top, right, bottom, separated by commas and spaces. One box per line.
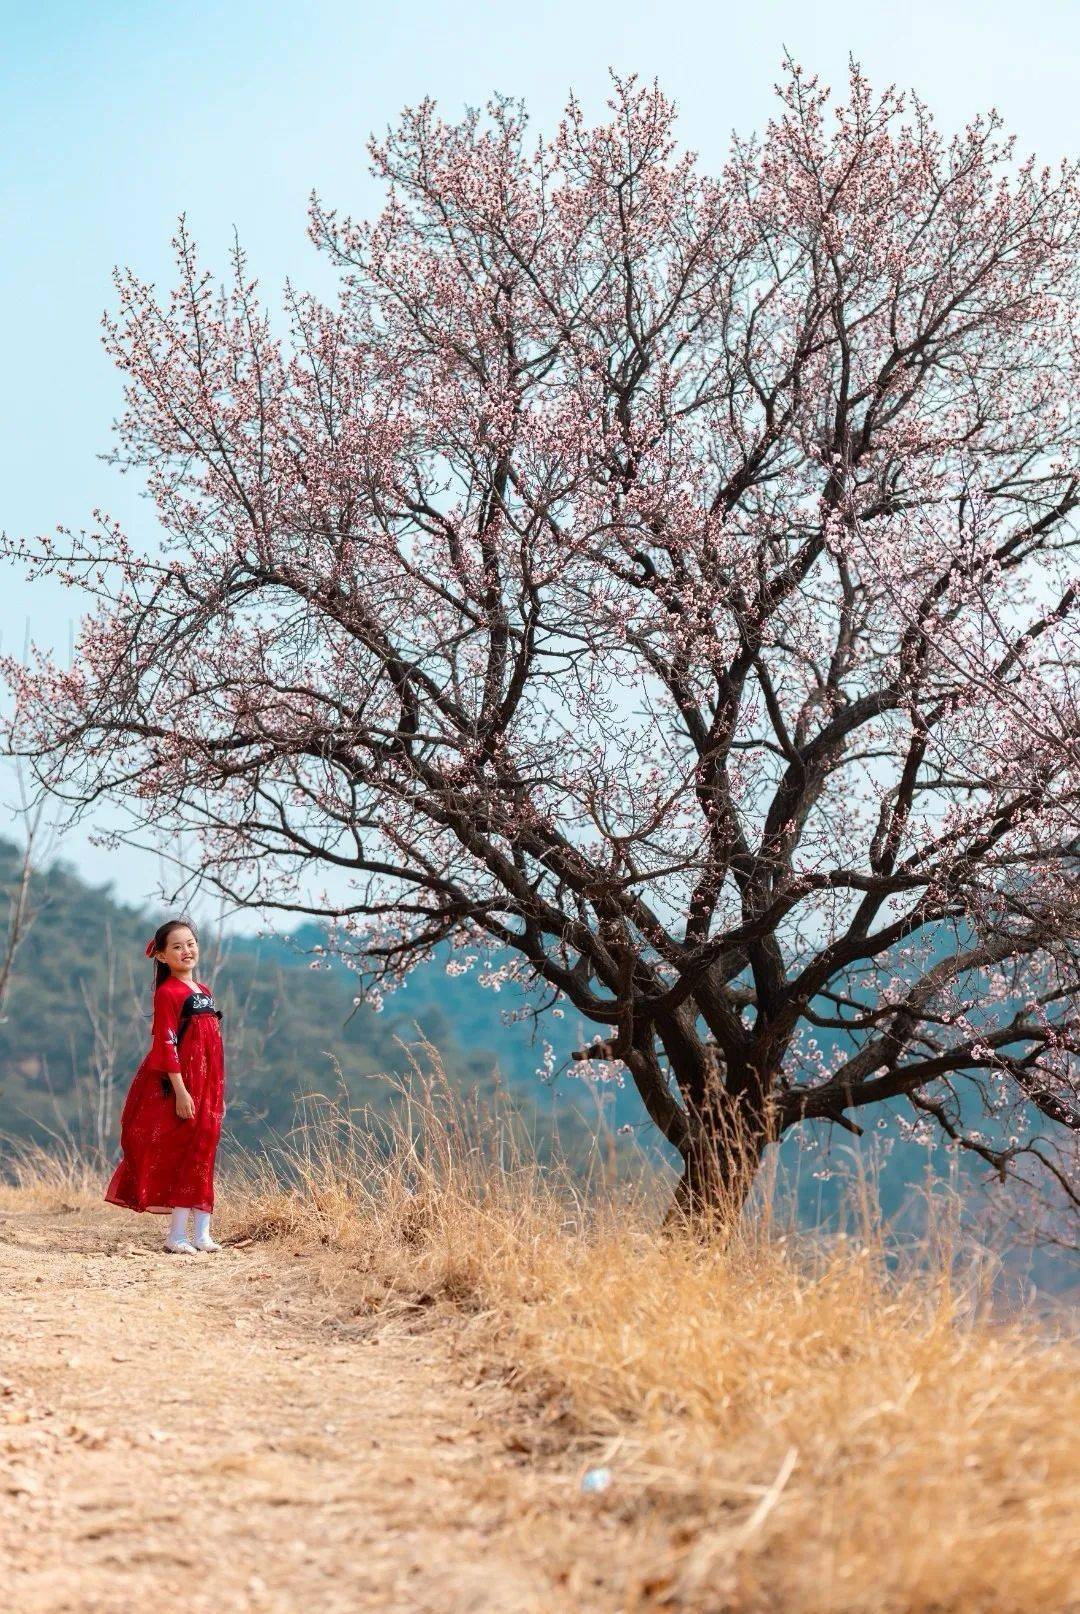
2, 1141, 1076, 1614
0, 840, 621, 1168
0, 838, 1056, 1272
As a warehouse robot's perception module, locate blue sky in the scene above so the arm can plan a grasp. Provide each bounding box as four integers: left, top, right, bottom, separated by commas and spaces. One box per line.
2, 0, 1078, 913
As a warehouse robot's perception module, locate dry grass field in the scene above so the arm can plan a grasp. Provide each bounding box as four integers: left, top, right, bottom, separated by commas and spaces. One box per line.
2, 1051, 1078, 1614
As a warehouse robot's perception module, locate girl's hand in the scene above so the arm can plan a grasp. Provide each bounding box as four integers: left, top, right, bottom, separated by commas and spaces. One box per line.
175, 1087, 196, 1122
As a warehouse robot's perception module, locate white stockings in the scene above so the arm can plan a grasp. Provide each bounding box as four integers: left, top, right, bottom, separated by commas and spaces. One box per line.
165, 1205, 220, 1253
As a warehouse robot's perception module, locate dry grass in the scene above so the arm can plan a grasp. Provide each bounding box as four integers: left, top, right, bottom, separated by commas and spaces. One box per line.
0, 1133, 106, 1210
5, 1044, 1079, 1614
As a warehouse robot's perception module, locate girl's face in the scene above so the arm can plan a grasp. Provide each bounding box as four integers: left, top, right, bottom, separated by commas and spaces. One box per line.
158, 926, 198, 976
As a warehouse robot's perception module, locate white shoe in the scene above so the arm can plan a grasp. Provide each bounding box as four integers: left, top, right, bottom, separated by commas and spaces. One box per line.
164, 1238, 200, 1256
192, 1234, 222, 1252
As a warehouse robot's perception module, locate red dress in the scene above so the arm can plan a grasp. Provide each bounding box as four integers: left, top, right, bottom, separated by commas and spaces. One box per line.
104, 975, 226, 1215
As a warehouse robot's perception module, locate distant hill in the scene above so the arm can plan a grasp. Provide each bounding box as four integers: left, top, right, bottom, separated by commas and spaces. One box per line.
0, 839, 617, 1167
0, 839, 1060, 1281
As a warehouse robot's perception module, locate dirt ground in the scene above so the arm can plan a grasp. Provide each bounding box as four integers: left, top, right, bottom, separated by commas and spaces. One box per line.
0, 1201, 624, 1614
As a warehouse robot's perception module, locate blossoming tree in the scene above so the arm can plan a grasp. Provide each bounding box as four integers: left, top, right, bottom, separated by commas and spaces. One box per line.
5, 66, 1080, 1218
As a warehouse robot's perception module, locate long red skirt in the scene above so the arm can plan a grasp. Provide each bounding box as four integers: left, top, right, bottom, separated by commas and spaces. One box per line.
104, 1010, 225, 1215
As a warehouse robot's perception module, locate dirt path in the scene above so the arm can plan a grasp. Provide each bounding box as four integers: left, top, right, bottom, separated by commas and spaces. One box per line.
0, 1203, 611, 1614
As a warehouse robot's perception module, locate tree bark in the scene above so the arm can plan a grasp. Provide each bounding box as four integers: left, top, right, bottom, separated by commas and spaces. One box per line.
663, 1072, 774, 1233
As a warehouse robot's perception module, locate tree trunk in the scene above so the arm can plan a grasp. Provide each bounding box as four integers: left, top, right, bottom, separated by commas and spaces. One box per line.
663, 1085, 773, 1234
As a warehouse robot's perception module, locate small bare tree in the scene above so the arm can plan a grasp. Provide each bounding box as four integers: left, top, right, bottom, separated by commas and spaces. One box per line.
0, 768, 54, 1070
79, 923, 122, 1157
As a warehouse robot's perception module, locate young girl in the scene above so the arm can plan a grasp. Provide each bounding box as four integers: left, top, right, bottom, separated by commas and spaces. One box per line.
104, 919, 227, 1255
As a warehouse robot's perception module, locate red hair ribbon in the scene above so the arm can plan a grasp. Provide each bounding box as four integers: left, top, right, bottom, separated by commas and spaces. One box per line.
144, 939, 158, 959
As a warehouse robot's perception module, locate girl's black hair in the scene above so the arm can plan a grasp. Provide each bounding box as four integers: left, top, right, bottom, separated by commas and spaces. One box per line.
150, 918, 198, 990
